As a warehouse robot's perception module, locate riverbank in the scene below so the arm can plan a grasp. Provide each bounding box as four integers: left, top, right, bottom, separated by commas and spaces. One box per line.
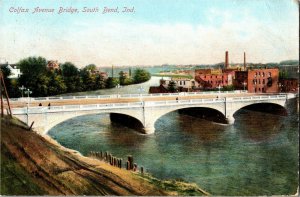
0, 115, 209, 195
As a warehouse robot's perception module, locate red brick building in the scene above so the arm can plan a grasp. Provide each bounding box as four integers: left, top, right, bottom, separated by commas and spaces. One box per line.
279, 78, 298, 92
195, 68, 236, 90
235, 68, 279, 93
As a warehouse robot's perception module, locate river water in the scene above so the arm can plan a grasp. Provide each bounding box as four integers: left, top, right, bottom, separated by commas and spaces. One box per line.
48, 77, 299, 196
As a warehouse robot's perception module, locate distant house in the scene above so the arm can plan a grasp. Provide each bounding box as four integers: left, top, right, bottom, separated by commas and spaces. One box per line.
99, 72, 108, 79
7, 64, 22, 79
163, 78, 196, 90
149, 85, 169, 93
0, 62, 22, 79
47, 60, 60, 70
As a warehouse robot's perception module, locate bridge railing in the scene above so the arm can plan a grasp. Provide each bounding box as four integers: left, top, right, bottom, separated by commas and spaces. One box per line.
7, 90, 250, 102
10, 94, 286, 115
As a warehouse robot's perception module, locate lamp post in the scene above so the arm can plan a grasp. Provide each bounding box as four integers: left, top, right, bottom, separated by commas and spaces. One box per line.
116, 83, 121, 98
138, 86, 145, 102
217, 84, 222, 94
24, 88, 32, 125
242, 81, 247, 91
19, 85, 25, 98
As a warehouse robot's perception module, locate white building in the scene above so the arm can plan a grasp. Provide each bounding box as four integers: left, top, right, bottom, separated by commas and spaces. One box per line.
7, 64, 22, 78
163, 78, 198, 90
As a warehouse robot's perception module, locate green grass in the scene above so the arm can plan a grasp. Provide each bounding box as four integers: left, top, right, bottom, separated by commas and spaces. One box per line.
0, 145, 45, 195
134, 173, 210, 196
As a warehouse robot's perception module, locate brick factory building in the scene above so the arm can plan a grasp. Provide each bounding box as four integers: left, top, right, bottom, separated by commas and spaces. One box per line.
195, 68, 236, 90
235, 68, 279, 93
278, 78, 299, 93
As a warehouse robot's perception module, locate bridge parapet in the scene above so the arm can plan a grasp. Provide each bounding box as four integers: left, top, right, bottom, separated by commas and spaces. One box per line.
7, 90, 249, 102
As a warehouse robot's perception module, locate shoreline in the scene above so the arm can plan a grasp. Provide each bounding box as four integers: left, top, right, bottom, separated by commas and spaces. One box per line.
1, 115, 209, 195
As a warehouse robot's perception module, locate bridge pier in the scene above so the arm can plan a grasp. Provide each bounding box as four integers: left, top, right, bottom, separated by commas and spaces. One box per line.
226, 115, 235, 124
143, 126, 155, 134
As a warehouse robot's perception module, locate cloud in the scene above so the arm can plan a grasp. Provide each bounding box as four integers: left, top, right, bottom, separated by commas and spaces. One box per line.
0, 7, 298, 67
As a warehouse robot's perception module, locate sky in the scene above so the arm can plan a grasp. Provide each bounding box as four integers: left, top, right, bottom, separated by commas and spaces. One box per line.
0, 0, 299, 67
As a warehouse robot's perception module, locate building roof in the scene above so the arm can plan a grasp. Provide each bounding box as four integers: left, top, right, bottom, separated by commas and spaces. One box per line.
149, 85, 169, 93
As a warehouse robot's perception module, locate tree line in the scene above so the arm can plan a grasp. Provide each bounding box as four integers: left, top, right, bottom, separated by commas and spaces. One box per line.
0, 56, 151, 97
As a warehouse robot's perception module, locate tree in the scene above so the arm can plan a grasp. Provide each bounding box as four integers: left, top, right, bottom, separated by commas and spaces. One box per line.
47, 73, 67, 95
17, 56, 48, 97
84, 64, 97, 72
95, 74, 106, 89
168, 80, 177, 92
61, 62, 79, 77
106, 77, 119, 88
0, 65, 16, 97
60, 62, 80, 92
133, 69, 151, 84
119, 71, 126, 85
80, 69, 96, 91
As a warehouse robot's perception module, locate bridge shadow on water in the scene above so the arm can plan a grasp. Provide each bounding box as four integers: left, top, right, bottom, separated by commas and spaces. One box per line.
178, 107, 227, 124
156, 108, 228, 143
108, 113, 150, 147
110, 113, 144, 133
233, 103, 288, 142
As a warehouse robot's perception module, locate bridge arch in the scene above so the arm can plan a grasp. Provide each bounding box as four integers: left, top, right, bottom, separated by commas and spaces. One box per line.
20, 108, 145, 135
230, 100, 287, 118
143, 104, 226, 134
233, 102, 287, 117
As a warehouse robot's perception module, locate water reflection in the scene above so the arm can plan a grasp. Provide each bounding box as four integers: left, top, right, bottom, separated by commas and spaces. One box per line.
235, 109, 283, 142
48, 99, 299, 196
105, 122, 147, 148
179, 114, 225, 143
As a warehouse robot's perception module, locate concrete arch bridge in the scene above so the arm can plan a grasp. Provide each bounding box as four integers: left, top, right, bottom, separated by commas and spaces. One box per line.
11, 94, 292, 134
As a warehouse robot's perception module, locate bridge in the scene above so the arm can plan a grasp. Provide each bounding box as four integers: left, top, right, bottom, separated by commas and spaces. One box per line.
9, 92, 295, 134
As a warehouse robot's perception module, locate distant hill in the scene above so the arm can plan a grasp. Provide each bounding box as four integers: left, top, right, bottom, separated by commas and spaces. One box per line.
279, 60, 299, 65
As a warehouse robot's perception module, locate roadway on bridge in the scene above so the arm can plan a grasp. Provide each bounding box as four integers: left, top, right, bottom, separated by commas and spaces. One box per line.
6, 93, 262, 108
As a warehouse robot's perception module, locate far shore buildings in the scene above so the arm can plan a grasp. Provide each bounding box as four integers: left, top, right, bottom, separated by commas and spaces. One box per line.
234, 68, 279, 93
149, 51, 298, 94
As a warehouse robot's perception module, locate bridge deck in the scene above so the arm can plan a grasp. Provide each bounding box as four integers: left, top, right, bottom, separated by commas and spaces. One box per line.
5, 92, 267, 108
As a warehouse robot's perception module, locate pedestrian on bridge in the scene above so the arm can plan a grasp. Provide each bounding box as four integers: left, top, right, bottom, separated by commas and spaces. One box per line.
39, 103, 42, 106
48, 103, 51, 109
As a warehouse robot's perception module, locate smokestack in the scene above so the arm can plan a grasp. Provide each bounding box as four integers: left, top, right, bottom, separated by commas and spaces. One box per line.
244, 52, 246, 71
225, 51, 229, 69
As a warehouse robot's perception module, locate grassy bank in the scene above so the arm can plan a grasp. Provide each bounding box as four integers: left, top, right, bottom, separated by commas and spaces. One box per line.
0, 116, 209, 195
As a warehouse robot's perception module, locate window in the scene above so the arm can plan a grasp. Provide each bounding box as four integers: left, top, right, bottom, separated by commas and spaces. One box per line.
258, 79, 261, 84
253, 79, 255, 84
262, 79, 265, 84
262, 72, 265, 77
268, 72, 271, 77
259, 88, 261, 91
267, 77, 272, 87
262, 87, 265, 92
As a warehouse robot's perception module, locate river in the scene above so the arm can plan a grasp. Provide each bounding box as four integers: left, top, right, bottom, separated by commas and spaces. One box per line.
48, 77, 299, 196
